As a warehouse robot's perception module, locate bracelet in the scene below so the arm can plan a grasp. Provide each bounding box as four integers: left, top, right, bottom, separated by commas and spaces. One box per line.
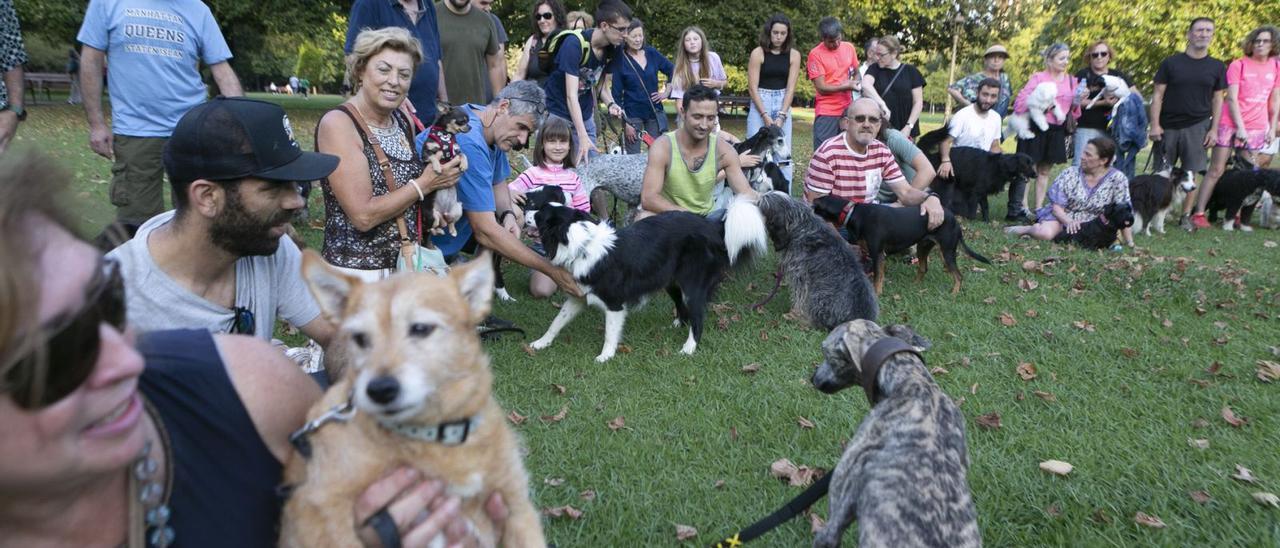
940, 160, 951, 164
409, 179, 426, 201
498, 210, 516, 223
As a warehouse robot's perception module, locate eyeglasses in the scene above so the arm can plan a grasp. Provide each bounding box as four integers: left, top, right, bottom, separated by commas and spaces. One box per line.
536, 12, 554, 21
1090, 51, 1110, 59
848, 114, 881, 124
1254, 38, 1274, 44
608, 24, 628, 34
229, 306, 255, 335
3, 258, 126, 410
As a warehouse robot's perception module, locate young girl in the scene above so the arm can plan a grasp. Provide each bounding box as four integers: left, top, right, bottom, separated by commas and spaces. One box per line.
509, 116, 592, 298
670, 26, 727, 119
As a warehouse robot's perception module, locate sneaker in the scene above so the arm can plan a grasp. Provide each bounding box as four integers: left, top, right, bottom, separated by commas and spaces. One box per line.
1190, 212, 1210, 229
1005, 208, 1034, 223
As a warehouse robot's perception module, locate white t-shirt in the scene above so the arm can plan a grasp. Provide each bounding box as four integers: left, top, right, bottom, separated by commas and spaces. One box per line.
107, 210, 321, 341
948, 104, 1003, 149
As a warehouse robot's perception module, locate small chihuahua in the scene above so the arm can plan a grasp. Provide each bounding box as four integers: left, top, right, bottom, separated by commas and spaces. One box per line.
424, 103, 471, 236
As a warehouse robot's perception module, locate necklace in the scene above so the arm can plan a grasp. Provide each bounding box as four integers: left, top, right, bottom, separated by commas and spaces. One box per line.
126, 398, 174, 548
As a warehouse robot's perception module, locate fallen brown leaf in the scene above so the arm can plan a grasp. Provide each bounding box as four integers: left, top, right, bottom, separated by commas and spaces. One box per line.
1191, 418, 1210, 429
1016, 362, 1038, 381
1072, 320, 1096, 332
1120, 347, 1139, 358
930, 366, 949, 376
540, 405, 569, 424
1257, 360, 1280, 383
542, 505, 583, 519
713, 479, 725, 489
983, 296, 997, 305
970, 382, 980, 395
797, 416, 815, 429
730, 427, 739, 442
808, 511, 826, 533
1205, 362, 1224, 376
999, 312, 1017, 327
1187, 379, 1210, 388
1039, 460, 1073, 476
770, 458, 799, 481
1025, 309, 1039, 318
975, 412, 1001, 430
1134, 511, 1166, 528
550, 383, 567, 395
1033, 390, 1056, 402
1232, 464, 1259, 483
506, 410, 528, 425
1091, 508, 1112, 524
1021, 260, 1043, 273
544, 477, 565, 486
1253, 492, 1280, 508
1188, 438, 1209, 450
1221, 406, 1247, 428
579, 489, 596, 502
1046, 504, 1062, 517
1189, 490, 1212, 504
1018, 278, 1039, 291
1016, 391, 1026, 401
521, 344, 536, 356
1161, 318, 1174, 328
675, 524, 698, 541
741, 363, 761, 374
768, 458, 824, 486
607, 416, 626, 431
616, 344, 632, 354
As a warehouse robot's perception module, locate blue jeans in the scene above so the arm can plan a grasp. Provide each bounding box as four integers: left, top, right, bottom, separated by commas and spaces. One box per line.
1114, 142, 1140, 180
746, 87, 794, 188
1073, 127, 1106, 166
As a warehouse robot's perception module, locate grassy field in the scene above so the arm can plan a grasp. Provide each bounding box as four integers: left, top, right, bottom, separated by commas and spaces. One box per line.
16, 95, 1280, 546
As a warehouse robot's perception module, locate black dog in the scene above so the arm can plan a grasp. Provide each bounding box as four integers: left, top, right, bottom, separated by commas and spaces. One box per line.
1052, 202, 1134, 249
490, 186, 571, 302
1129, 167, 1195, 235
735, 125, 788, 193
814, 196, 991, 295
917, 128, 1037, 222
1206, 168, 1280, 231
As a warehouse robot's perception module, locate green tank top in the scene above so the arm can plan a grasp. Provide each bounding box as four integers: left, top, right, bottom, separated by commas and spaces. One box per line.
662, 131, 719, 215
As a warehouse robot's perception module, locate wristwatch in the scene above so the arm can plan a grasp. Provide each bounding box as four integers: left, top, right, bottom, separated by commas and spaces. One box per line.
0, 103, 25, 122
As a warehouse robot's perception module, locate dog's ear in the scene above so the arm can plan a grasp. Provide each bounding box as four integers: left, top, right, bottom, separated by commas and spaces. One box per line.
301, 249, 359, 321
884, 324, 932, 351
436, 101, 452, 115
449, 252, 495, 324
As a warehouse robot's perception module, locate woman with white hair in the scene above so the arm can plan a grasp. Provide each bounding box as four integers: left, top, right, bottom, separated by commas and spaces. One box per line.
1012, 42, 1081, 218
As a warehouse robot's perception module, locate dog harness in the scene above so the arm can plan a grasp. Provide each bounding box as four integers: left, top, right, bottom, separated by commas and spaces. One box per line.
424, 126, 460, 160
859, 337, 926, 405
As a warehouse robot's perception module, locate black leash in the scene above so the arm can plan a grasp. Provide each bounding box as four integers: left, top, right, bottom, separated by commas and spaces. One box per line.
711, 474, 832, 547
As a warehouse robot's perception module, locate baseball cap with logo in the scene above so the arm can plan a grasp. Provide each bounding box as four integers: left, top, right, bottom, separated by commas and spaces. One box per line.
164, 97, 339, 185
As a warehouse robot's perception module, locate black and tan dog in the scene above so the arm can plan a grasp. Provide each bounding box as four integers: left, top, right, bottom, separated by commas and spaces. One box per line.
1052, 202, 1134, 249
811, 319, 980, 548
813, 195, 991, 295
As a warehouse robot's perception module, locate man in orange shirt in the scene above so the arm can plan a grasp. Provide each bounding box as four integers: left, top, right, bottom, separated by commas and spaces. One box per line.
806, 18, 888, 148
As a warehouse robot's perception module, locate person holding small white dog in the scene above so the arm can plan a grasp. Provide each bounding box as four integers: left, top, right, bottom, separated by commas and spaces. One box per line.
1073, 41, 1134, 167
1012, 43, 1080, 218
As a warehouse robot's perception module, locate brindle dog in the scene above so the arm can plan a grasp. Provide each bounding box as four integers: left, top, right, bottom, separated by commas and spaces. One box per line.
811, 320, 980, 548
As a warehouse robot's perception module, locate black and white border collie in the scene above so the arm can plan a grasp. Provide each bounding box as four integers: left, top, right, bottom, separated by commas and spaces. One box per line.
529, 197, 768, 362
1129, 167, 1196, 236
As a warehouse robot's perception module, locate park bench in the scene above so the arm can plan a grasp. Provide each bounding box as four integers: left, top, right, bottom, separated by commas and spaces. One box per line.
718, 95, 751, 116
24, 72, 73, 104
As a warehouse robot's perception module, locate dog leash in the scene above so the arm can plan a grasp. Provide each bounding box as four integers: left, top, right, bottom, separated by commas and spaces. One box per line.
710, 474, 833, 547
288, 395, 357, 459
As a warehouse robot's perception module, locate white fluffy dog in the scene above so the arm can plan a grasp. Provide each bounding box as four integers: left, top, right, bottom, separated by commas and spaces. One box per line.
1007, 82, 1063, 140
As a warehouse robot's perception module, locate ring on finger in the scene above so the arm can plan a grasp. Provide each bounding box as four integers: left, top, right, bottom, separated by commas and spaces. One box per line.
365, 508, 402, 548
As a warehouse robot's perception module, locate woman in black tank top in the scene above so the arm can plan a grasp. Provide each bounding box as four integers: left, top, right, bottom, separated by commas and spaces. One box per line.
513, 0, 567, 84
746, 13, 801, 190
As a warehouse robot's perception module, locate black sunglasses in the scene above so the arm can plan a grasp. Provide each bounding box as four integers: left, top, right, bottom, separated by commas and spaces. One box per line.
1090, 51, 1110, 58
230, 306, 255, 335
849, 114, 882, 124
3, 258, 126, 410
536, 12, 554, 20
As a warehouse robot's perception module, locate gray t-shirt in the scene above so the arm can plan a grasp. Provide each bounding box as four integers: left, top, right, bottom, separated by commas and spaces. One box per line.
876, 128, 922, 203
107, 210, 321, 341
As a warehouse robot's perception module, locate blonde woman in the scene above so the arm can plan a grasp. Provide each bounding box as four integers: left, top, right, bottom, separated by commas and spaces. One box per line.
670, 26, 727, 119
316, 27, 463, 279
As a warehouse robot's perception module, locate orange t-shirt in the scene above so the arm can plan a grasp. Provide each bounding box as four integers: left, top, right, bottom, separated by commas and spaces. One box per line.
806, 42, 860, 117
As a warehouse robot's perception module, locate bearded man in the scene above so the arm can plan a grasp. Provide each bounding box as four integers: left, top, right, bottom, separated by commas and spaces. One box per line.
108, 98, 338, 349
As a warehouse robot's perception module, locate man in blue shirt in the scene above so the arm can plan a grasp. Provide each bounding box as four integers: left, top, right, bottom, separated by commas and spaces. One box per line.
425, 81, 583, 298
78, 0, 243, 229
543, 1, 631, 165
346, 0, 446, 125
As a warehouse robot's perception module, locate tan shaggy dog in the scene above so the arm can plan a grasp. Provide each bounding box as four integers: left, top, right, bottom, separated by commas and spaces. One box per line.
280, 250, 545, 547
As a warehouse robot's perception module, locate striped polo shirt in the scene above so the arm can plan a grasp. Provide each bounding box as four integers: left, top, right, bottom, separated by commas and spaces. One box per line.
509, 165, 592, 212
804, 134, 906, 203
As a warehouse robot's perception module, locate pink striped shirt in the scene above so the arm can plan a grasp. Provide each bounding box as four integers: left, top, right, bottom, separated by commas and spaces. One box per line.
804, 134, 905, 203
509, 165, 591, 212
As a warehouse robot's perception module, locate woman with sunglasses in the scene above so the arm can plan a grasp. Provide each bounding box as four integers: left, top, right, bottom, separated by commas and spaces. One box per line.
0, 153, 502, 547
1073, 41, 1135, 167
512, 0, 566, 85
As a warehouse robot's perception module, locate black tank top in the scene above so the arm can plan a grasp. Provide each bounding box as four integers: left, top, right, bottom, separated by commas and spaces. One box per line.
759, 49, 789, 90
139, 330, 283, 547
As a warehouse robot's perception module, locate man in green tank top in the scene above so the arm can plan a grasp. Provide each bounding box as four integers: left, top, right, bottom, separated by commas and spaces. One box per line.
638, 85, 758, 219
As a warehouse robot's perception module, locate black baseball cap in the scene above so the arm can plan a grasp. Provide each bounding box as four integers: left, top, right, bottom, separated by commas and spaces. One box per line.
164, 97, 338, 184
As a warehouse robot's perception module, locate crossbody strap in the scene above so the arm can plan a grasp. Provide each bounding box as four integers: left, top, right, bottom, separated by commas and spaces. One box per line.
338, 104, 417, 261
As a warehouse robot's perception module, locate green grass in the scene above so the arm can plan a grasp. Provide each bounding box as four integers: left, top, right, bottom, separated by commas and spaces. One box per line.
19, 98, 1280, 546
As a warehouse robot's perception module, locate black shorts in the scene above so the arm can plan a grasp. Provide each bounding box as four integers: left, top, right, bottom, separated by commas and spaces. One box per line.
1017, 123, 1068, 165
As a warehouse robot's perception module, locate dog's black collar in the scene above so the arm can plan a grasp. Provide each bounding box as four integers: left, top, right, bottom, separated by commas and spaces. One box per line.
859, 338, 924, 405
836, 200, 857, 227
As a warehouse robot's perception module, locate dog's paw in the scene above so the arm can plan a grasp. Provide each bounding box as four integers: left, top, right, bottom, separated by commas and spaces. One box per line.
680, 339, 698, 355
1240, 224, 1254, 232
495, 287, 516, 302
594, 351, 615, 363
671, 319, 683, 329
530, 337, 553, 350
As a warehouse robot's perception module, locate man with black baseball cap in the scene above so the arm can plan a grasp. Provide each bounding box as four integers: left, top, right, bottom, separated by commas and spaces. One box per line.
108, 97, 339, 377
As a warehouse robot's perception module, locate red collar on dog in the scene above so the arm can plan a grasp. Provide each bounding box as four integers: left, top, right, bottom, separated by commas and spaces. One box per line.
836, 201, 857, 227
859, 338, 925, 405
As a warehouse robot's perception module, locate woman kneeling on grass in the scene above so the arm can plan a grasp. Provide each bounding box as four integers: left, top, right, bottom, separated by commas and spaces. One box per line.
1006, 135, 1134, 247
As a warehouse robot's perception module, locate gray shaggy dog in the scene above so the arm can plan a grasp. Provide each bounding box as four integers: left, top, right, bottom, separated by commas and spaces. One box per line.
811, 319, 980, 548
755, 191, 877, 329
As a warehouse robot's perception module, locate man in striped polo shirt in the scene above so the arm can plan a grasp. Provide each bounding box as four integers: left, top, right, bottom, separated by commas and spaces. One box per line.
804, 98, 945, 230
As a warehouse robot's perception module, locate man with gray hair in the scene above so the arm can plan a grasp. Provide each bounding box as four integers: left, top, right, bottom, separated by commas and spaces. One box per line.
424, 80, 583, 298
